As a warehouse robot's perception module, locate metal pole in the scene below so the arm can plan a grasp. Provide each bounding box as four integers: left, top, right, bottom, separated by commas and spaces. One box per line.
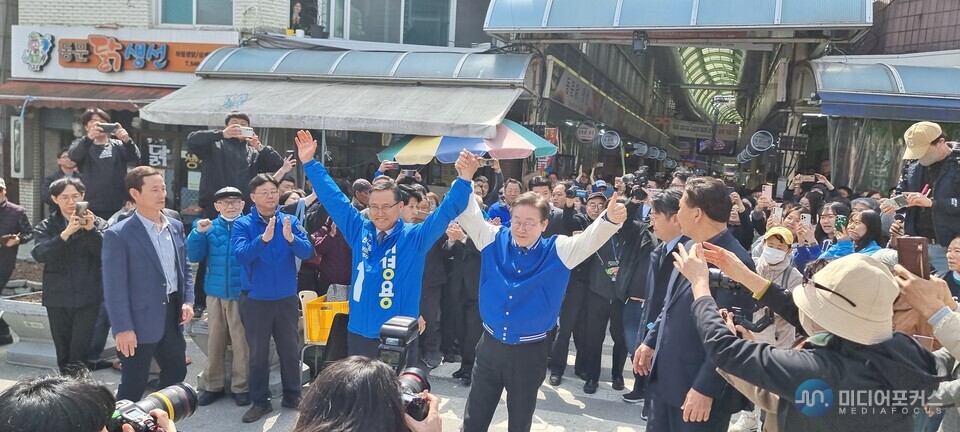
710, 107, 719, 175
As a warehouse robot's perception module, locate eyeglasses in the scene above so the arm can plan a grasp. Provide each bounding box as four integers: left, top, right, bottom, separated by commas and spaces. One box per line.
369, 202, 400, 213
512, 221, 540, 231
254, 190, 279, 197
586, 204, 604, 210
217, 199, 243, 207
56, 193, 83, 202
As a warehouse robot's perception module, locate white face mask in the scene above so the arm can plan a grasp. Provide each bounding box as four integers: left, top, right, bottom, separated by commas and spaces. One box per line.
762, 246, 788, 264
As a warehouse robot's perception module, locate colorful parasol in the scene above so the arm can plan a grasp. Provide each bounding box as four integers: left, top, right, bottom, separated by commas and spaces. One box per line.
377, 119, 558, 165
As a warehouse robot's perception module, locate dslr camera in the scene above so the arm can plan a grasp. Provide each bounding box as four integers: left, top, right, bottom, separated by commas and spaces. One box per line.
623, 167, 651, 201
109, 383, 197, 432
379, 316, 431, 422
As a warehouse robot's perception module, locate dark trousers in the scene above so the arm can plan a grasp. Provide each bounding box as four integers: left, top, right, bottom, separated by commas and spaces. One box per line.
623, 298, 647, 394
47, 303, 100, 374
238, 294, 301, 407
648, 399, 732, 432
346, 331, 420, 369
582, 291, 627, 381
463, 333, 550, 432
439, 283, 461, 357
88, 303, 111, 362
419, 283, 443, 357
548, 279, 588, 376
116, 299, 187, 402
458, 300, 483, 369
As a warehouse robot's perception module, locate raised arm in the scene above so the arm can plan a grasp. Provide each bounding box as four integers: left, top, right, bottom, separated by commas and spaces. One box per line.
67, 137, 92, 165
555, 193, 626, 268
456, 186, 500, 251
415, 150, 479, 248
296, 130, 366, 245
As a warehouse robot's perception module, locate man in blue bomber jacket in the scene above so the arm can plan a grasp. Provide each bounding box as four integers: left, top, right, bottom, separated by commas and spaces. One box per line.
295, 130, 476, 364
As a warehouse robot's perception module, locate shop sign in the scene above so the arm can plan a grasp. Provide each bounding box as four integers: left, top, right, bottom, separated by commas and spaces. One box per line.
22, 32, 55, 72
600, 130, 621, 150
576, 121, 598, 143
669, 119, 739, 141
12, 25, 238, 86
552, 69, 594, 118
10, 117, 26, 179
184, 153, 202, 170
146, 138, 172, 168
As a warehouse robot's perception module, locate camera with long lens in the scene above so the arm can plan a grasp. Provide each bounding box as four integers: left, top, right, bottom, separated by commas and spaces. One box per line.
379, 316, 431, 422
108, 383, 197, 432
565, 186, 588, 199
708, 268, 748, 291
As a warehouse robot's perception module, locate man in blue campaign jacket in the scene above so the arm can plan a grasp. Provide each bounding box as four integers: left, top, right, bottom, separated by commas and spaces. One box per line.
295, 130, 474, 361
186, 187, 250, 407
232, 175, 313, 423
456, 184, 627, 432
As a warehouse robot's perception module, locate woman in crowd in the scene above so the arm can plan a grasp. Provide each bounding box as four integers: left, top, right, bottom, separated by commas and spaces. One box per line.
673, 243, 940, 432
819, 209, 884, 259
293, 356, 441, 432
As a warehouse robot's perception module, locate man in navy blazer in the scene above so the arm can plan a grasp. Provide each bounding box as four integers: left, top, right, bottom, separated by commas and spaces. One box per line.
636, 177, 753, 431
103, 166, 195, 401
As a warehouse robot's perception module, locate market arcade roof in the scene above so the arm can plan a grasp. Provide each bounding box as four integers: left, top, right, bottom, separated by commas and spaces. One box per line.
140, 46, 537, 138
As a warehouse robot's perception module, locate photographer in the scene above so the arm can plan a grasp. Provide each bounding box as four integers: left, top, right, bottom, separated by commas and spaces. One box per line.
293, 356, 441, 432
67, 108, 140, 219
882, 121, 960, 273
677, 244, 941, 431
0, 373, 177, 432
31, 178, 107, 375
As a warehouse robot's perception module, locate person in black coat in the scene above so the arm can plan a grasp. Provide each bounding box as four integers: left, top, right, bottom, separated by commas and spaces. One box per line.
444, 222, 483, 386
41, 148, 80, 216
67, 109, 140, 219
547, 192, 607, 385
636, 177, 755, 431
31, 178, 107, 374
616, 195, 659, 403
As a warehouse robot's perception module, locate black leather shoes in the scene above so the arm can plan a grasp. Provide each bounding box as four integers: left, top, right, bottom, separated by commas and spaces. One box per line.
233, 392, 251, 406
452, 368, 468, 379
612, 376, 625, 391
548, 374, 562, 386
584, 379, 599, 394
242, 404, 273, 423
197, 390, 225, 406
281, 396, 302, 409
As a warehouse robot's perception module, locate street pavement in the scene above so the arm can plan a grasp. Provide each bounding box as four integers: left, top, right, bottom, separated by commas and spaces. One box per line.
0, 329, 649, 431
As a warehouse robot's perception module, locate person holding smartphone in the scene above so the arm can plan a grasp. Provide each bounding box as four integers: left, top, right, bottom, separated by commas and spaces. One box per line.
186, 112, 285, 219
67, 108, 141, 219
31, 178, 107, 375
882, 121, 960, 274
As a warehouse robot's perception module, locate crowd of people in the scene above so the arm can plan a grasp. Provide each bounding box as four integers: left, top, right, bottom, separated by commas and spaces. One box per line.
0, 111, 959, 432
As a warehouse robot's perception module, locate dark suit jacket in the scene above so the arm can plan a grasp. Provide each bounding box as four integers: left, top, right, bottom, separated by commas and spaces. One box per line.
102, 213, 195, 345
643, 229, 755, 414
443, 237, 481, 303
542, 205, 568, 238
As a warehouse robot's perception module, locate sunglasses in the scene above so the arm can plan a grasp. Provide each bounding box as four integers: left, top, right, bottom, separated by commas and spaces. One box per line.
802, 258, 856, 308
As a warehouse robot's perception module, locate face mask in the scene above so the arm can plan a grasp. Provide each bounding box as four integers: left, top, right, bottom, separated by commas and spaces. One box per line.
799, 312, 826, 337
762, 246, 787, 264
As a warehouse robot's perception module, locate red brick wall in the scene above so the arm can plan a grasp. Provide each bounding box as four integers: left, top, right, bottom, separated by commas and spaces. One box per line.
866, 0, 960, 54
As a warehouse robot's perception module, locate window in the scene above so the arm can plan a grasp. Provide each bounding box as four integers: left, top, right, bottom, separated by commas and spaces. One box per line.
161, 0, 234, 26
403, 0, 450, 46
350, 0, 401, 43
327, 0, 454, 46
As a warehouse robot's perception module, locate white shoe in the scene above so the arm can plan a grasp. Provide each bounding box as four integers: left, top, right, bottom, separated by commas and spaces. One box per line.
729, 410, 759, 432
